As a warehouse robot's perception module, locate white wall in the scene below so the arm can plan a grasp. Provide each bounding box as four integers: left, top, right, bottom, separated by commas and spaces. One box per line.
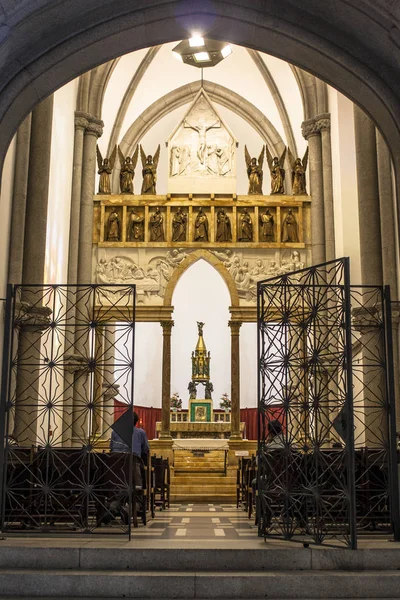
171, 259, 231, 408
329, 88, 361, 283
240, 323, 258, 408
45, 80, 78, 284
133, 322, 163, 407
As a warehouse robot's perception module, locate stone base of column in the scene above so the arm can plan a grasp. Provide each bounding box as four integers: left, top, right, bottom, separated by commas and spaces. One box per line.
227, 439, 257, 467
150, 438, 174, 464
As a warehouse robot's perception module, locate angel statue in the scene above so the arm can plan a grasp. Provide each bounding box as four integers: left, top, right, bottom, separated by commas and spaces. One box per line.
244, 146, 264, 195
140, 145, 160, 195
266, 146, 287, 194
118, 146, 139, 194
288, 147, 309, 195
96, 145, 116, 194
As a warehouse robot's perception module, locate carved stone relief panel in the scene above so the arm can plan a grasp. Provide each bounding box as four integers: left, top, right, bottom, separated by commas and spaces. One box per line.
167, 90, 237, 194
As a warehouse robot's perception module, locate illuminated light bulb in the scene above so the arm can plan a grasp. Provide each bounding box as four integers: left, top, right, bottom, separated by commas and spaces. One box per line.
221, 45, 232, 58
193, 52, 210, 62
189, 36, 205, 47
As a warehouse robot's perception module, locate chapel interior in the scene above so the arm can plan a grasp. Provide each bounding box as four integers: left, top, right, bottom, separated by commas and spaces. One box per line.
0, 28, 399, 541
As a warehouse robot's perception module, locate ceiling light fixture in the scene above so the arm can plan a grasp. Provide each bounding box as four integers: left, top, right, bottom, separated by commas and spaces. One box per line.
172, 38, 233, 68
193, 52, 210, 62
189, 35, 205, 47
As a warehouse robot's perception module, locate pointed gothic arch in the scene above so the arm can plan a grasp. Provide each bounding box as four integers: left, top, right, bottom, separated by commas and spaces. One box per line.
163, 249, 240, 308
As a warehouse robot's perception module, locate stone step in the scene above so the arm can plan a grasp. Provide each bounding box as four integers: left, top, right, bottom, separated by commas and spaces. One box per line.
1, 569, 400, 598
2, 546, 400, 572
171, 476, 237, 485
173, 459, 226, 466
171, 485, 235, 495
170, 493, 236, 502
173, 467, 226, 473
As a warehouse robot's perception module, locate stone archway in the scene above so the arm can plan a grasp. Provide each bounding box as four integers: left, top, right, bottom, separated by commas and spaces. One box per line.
163, 249, 240, 309
0, 1, 400, 175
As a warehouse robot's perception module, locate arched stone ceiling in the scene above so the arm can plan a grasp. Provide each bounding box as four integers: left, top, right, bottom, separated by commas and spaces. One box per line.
111, 80, 287, 191
106, 46, 161, 156
0, 0, 400, 174
247, 49, 298, 156
87, 44, 320, 168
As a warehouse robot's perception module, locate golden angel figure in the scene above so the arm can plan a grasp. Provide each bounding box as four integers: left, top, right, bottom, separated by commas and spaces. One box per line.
266, 146, 287, 194
118, 145, 139, 194
140, 145, 160, 195
288, 147, 309, 195
96, 145, 116, 194
244, 145, 264, 195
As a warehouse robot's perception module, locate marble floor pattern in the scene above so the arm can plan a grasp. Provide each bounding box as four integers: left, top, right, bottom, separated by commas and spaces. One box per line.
132, 503, 258, 540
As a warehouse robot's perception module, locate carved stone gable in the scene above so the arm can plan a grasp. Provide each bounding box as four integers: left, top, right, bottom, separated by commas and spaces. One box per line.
167, 89, 237, 193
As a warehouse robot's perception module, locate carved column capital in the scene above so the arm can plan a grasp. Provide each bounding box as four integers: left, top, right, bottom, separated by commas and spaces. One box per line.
74, 111, 89, 131
86, 117, 104, 139
160, 320, 174, 334
228, 320, 242, 335
302, 113, 331, 139
315, 113, 331, 132
75, 111, 104, 137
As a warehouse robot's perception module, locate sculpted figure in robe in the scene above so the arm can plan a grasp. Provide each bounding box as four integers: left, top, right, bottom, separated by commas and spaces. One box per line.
140, 145, 160, 194
288, 147, 309, 195
149, 207, 165, 241
194, 208, 209, 242
96, 145, 116, 194
282, 208, 298, 242
188, 381, 197, 400
238, 208, 253, 242
260, 208, 275, 242
244, 145, 264, 194
107, 211, 120, 242
128, 209, 144, 242
216, 209, 232, 242
266, 146, 287, 194
172, 207, 187, 242
118, 146, 138, 194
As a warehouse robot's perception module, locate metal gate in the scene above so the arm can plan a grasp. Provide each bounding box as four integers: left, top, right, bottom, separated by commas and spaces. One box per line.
257, 258, 400, 548
0, 283, 136, 536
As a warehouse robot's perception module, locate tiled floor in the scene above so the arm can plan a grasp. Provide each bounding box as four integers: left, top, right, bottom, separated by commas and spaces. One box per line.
132, 503, 259, 540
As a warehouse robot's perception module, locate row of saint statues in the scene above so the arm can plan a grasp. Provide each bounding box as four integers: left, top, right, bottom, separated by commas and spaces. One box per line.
97, 143, 308, 196
106, 206, 299, 243
97, 145, 160, 195
245, 145, 308, 196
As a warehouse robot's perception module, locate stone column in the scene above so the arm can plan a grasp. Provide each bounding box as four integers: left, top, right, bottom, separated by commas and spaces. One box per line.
354, 107, 384, 446
160, 321, 174, 440
376, 131, 400, 429
22, 95, 54, 285
70, 115, 103, 446
319, 115, 336, 262
7, 114, 32, 436
229, 320, 242, 440
77, 115, 103, 284
354, 107, 383, 286
13, 96, 54, 445
8, 114, 32, 284
101, 325, 117, 440
67, 112, 87, 285
302, 117, 325, 265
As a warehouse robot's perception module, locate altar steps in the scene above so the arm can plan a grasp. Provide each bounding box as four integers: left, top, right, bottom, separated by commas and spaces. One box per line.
170, 450, 236, 502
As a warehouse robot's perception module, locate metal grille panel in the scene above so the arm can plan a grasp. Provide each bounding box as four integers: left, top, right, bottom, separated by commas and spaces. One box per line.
0, 284, 136, 535
257, 258, 399, 548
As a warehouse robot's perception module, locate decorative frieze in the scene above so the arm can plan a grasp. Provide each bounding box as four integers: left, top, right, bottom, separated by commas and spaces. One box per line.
93, 193, 310, 249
